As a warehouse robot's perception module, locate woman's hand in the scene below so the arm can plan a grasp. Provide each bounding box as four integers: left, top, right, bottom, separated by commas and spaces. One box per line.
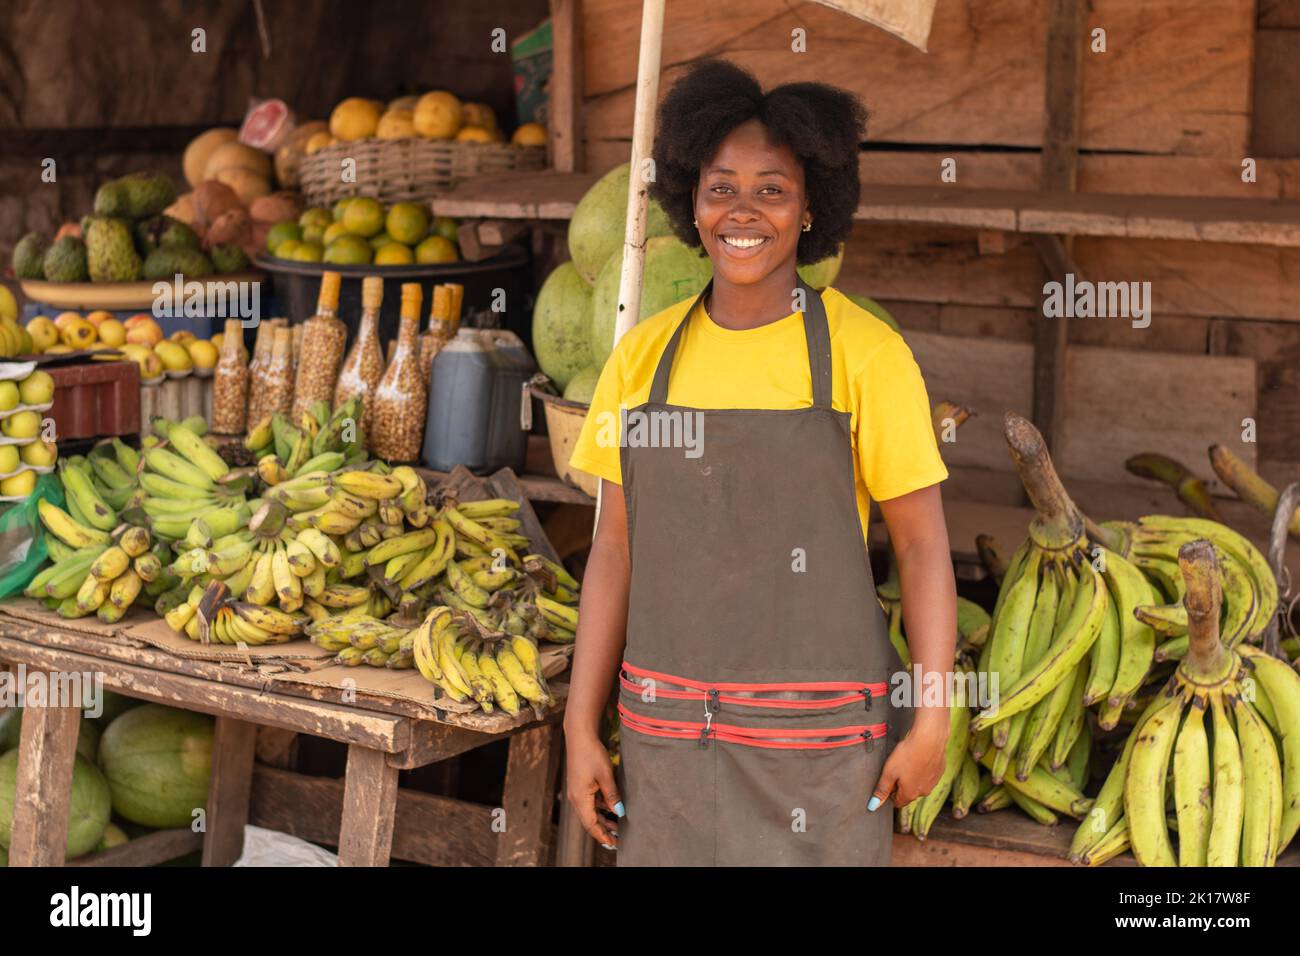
565, 730, 624, 848
870, 709, 950, 809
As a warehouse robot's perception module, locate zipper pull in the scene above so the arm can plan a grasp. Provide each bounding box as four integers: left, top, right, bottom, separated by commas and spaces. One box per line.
707, 688, 721, 714
699, 707, 714, 748
863, 688, 873, 711
863, 730, 875, 753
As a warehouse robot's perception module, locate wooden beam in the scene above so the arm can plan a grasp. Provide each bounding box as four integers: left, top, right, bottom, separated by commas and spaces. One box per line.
8, 694, 81, 866
70, 828, 203, 867
495, 722, 563, 866
548, 0, 584, 173
1030, 234, 1076, 452
0, 635, 410, 752
337, 746, 400, 866
201, 716, 258, 867
249, 766, 497, 866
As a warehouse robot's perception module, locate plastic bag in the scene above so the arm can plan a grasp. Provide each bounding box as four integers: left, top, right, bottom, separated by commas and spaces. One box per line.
0, 473, 64, 599
233, 826, 339, 867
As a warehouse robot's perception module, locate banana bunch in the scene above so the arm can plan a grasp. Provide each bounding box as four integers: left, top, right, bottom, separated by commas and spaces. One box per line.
164, 579, 304, 646
57, 457, 122, 535
245, 397, 367, 484
1070, 540, 1300, 867
306, 614, 415, 669
26, 517, 156, 624
137, 421, 252, 541
1099, 515, 1278, 669
409, 605, 554, 716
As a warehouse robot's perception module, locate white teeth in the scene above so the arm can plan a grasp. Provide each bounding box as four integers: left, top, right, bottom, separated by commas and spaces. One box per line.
722, 236, 766, 248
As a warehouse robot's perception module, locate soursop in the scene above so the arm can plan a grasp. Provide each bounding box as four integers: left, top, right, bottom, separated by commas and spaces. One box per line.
94, 172, 177, 220
11, 233, 48, 279
209, 243, 249, 274
83, 217, 144, 282
134, 215, 200, 256
42, 236, 89, 282
143, 246, 213, 281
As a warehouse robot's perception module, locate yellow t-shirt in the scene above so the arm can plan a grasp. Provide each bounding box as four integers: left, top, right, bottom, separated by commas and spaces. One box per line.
568, 286, 948, 541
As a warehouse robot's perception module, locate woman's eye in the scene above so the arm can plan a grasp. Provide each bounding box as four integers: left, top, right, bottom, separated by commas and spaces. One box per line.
709, 185, 733, 194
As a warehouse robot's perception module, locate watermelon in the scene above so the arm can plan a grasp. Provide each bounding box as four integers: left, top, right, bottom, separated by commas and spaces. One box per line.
842, 292, 900, 332
91, 690, 144, 728
532, 262, 595, 391
95, 822, 129, 853
0, 710, 101, 763
797, 243, 844, 290
0, 843, 6, 866
563, 365, 600, 405
98, 704, 213, 829
0, 750, 111, 858
590, 236, 713, 367
567, 163, 673, 283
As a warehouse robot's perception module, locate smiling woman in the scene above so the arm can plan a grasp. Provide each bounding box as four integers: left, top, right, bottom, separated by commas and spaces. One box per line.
563, 59, 958, 867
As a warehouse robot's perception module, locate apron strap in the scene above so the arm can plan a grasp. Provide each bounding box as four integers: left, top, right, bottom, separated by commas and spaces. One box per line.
647, 278, 833, 409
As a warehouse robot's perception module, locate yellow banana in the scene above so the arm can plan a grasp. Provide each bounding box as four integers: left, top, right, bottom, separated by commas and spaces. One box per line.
333, 470, 403, 500
286, 538, 317, 577
166, 423, 229, 482
534, 594, 579, 631
1207, 691, 1244, 866
1239, 646, 1300, 847
1233, 693, 1282, 866
316, 584, 370, 609
38, 500, 111, 548
1124, 684, 1184, 866
1172, 695, 1212, 866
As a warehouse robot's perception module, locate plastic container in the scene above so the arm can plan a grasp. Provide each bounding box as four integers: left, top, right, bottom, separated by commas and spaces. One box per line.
423, 328, 536, 474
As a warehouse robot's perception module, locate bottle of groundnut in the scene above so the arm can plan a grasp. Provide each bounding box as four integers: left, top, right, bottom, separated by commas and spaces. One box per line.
292, 270, 347, 421
211, 319, 249, 434
370, 283, 427, 462
334, 275, 386, 434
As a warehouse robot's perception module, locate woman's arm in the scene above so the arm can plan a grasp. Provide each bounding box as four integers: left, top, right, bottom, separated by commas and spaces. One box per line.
563, 478, 633, 846
871, 483, 957, 808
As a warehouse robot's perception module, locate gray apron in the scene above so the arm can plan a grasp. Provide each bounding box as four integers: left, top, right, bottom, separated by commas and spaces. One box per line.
616, 280, 910, 866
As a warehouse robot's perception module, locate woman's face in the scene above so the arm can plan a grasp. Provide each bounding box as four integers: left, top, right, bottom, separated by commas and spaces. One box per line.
693, 118, 808, 287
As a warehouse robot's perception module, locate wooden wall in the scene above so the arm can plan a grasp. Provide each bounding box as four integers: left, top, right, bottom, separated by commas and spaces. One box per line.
577, 0, 1300, 520
0, 0, 549, 250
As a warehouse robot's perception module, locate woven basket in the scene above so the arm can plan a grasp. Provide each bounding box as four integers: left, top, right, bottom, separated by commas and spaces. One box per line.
298, 138, 546, 207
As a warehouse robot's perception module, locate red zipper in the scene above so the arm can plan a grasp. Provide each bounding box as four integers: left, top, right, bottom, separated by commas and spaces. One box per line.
620, 662, 888, 711
618, 703, 887, 750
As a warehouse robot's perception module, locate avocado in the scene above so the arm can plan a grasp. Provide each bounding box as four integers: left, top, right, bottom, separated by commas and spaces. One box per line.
12, 232, 48, 279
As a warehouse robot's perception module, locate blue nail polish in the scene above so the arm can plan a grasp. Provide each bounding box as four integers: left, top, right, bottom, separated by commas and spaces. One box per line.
613, 801, 626, 818
867, 795, 882, 812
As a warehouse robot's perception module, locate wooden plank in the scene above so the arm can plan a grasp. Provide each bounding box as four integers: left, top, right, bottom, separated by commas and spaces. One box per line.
1208, 319, 1300, 464
431, 171, 597, 220
581, 0, 1253, 156
8, 694, 81, 866
1260, 0, 1300, 28
1252, 30, 1300, 159
495, 722, 563, 866
1041, 0, 1085, 193
549, 0, 584, 173
201, 716, 257, 867
0, 635, 410, 752
70, 828, 203, 867
1030, 235, 1075, 454
337, 746, 400, 867
838, 222, 1300, 323
905, 330, 1257, 487
250, 766, 496, 867
388, 720, 504, 769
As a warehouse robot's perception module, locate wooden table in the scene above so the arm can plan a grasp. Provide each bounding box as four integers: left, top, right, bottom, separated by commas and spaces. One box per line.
0, 615, 564, 868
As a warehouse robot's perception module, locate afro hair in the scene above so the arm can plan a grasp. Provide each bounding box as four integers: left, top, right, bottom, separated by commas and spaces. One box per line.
649, 58, 867, 265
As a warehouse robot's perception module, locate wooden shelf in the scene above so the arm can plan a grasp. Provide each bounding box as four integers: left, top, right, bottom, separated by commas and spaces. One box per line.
428, 171, 1300, 247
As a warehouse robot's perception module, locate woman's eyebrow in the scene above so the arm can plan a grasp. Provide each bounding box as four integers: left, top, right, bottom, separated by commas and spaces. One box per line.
704, 166, 794, 179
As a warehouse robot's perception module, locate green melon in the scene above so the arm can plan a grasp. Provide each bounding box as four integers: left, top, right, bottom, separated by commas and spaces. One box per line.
0, 843, 6, 866
590, 236, 714, 367
797, 243, 844, 290
0, 750, 111, 858
98, 704, 213, 828
0, 710, 101, 763
563, 365, 601, 405
842, 291, 900, 332
567, 163, 673, 284
92, 691, 145, 727
532, 261, 594, 391
95, 822, 129, 853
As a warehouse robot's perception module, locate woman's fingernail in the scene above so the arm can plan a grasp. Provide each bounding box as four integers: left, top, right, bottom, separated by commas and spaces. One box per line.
867, 795, 882, 812
613, 801, 626, 818
610, 830, 619, 839
601, 843, 617, 851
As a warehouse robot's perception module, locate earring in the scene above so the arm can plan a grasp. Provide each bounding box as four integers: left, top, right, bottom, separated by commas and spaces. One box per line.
802, 220, 812, 232
693, 219, 698, 227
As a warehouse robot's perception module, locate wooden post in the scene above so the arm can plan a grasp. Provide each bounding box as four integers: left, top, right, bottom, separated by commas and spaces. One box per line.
496, 721, 563, 866
201, 716, 257, 866
9, 690, 81, 867
1032, 0, 1086, 454
337, 745, 400, 866
549, 0, 584, 173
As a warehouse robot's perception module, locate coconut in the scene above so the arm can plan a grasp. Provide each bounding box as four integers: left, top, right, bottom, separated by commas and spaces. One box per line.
164, 193, 197, 226
531, 262, 594, 391
590, 236, 713, 367
249, 192, 304, 225
203, 141, 273, 182
183, 128, 238, 188
191, 180, 243, 229
568, 163, 673, 284
215, 166, 271, 205
204, 208, 252, 251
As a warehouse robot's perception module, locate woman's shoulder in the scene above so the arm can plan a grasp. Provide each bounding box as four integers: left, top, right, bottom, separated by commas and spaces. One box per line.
822, 286, 910, 360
